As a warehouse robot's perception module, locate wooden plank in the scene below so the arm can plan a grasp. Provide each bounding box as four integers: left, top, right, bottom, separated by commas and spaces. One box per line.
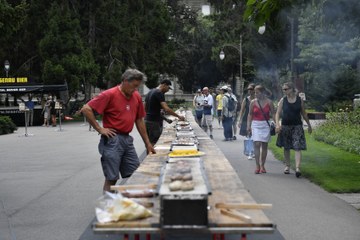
110, 184, 157, 191
220, 209, 252, 223
215, 203, 273, 210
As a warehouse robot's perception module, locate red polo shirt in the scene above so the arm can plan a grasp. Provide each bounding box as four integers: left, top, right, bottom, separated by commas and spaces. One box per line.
88, 86, 145, 133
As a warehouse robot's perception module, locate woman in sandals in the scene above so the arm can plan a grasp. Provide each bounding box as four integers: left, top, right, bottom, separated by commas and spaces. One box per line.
247, 85, 275, 174
275, 82, 312, 178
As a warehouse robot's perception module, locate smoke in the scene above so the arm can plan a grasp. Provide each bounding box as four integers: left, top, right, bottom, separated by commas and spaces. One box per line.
252, 0, 360, 108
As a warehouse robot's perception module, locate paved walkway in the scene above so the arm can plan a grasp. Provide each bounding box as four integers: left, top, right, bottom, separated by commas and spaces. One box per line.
1, 120, 359, 240
209, 120, 360, 240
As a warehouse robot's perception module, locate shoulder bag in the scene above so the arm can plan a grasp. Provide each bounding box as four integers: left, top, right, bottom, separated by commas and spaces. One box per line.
257, 100, 276, 136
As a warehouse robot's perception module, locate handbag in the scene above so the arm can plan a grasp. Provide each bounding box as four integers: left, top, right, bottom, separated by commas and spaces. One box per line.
243, 137, 254, 156
257, 100, 276, 136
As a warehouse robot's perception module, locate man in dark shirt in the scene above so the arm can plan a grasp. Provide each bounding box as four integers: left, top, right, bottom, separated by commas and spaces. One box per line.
145, 79, 185, 145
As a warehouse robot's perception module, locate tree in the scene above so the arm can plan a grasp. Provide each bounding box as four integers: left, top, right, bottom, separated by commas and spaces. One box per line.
242, 0, 308, 27
296, 1, 360, 110
0, 1, 29, 77
84, 0, 174, 89
39, 2, 99, 99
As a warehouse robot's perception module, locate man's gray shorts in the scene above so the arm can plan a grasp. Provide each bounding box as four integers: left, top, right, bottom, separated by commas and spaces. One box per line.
98, 134, 140, 180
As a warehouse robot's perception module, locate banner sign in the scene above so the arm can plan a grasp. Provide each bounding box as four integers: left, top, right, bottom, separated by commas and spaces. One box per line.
0, 77, 28, 84
0, 84, 68, 93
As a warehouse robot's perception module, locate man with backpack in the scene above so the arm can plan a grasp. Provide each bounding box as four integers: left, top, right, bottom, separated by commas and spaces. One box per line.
220, 86, 238, 141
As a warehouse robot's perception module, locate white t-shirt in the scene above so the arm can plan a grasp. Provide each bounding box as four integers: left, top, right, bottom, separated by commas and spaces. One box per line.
203, 94, 214, 115
193, 94, 204, 111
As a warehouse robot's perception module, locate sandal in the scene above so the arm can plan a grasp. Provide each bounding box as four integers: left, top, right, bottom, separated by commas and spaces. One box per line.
254, 169, 261, 174
284, 167, 290, 174
260, 168, 267, 173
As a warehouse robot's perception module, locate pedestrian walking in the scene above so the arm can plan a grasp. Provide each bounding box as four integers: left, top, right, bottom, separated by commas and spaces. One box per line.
238, 84, 256, 159
216, 88, 224, 129
228, 88, 239, 140
25, 94, 35, 126
275, 82, 312, 178
42, 97, 51, 127
221, 86, 237, 141
247, 85, 275, 174
201, 87, 214, 139
81, 68, 156, 192
193, 89, 204, 126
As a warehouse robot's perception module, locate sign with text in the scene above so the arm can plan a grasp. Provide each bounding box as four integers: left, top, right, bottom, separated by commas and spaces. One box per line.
0, 77, 28, 84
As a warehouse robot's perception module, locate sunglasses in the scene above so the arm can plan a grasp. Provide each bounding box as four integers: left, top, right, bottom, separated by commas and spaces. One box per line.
282, 88, 290, 91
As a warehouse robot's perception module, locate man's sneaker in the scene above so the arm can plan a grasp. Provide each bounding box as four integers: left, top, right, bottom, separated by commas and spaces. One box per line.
232, 136, 237, 140
248, 155, 253, 160
210, 134, 213, 139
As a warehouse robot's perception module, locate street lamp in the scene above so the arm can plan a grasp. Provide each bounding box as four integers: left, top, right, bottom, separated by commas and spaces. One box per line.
219, 35, 244, 102
4, 60, 10, 77
258, 25, 266, 35
288, 17, 295, 83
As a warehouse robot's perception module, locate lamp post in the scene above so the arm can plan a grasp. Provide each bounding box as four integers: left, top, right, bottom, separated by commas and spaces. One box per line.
219, 34, 244, 102
288, 17, 295, 83
4, 60, 10, 77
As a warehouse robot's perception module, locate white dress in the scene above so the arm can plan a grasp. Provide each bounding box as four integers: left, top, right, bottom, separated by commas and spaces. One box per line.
251, 120, 270, 142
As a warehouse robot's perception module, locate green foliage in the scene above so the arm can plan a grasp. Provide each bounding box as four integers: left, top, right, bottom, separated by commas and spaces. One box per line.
269, 132, 360, 193
166, 1, 213, 91
38, 2, 99, 98
1, 0, 174, 96
296, 1, 360, 110
242, 0, 303, 27
0, 116, 17, 135
167, 98, 186, 110
0, 1, 29, 75
313, 110, 360, 154
91, 0, 174, 88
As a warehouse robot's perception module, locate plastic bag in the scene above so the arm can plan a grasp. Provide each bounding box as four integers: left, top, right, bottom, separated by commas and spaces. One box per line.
95, 192, 152, 223
243, 138, 254, 156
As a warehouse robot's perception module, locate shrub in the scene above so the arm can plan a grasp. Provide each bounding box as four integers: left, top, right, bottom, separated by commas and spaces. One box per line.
167, 98, 187, 110
0, 116, 18, 135
313, 109, 360, 154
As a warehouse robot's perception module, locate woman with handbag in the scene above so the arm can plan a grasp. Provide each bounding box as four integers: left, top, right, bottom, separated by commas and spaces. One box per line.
247, 85, 275, 174
238, 84, 256, 159
275, 82, 312, 178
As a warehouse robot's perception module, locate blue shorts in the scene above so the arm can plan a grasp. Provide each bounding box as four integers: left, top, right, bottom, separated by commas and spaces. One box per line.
98, 134, 140, 180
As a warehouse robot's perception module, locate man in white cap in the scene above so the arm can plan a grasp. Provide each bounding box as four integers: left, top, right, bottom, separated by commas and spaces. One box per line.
202, 87, 214, 139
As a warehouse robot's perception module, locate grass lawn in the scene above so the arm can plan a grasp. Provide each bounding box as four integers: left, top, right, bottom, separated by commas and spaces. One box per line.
269, 133, 360, 193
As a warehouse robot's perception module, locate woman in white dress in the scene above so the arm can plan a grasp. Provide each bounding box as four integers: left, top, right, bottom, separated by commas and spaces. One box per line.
247, 85, 275, 174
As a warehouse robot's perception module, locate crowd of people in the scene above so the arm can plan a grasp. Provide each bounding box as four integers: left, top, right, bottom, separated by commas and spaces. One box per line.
192, 82, 312, 178
80, 68, 312, 192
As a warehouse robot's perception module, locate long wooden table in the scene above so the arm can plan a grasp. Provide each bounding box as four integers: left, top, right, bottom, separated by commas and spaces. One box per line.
93, 111, 275, 239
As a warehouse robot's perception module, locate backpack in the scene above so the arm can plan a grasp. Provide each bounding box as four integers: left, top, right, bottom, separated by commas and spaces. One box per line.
226, 95, 235, 112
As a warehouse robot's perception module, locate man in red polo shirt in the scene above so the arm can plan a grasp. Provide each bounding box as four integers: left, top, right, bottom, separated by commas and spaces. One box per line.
81, 68, 155, 192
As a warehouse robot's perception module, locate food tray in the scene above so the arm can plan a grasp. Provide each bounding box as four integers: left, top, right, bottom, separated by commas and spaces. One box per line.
168, 151, 205, 158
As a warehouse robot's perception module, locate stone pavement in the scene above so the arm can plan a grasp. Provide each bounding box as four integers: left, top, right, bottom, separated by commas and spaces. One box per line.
333, 193, 360, 210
